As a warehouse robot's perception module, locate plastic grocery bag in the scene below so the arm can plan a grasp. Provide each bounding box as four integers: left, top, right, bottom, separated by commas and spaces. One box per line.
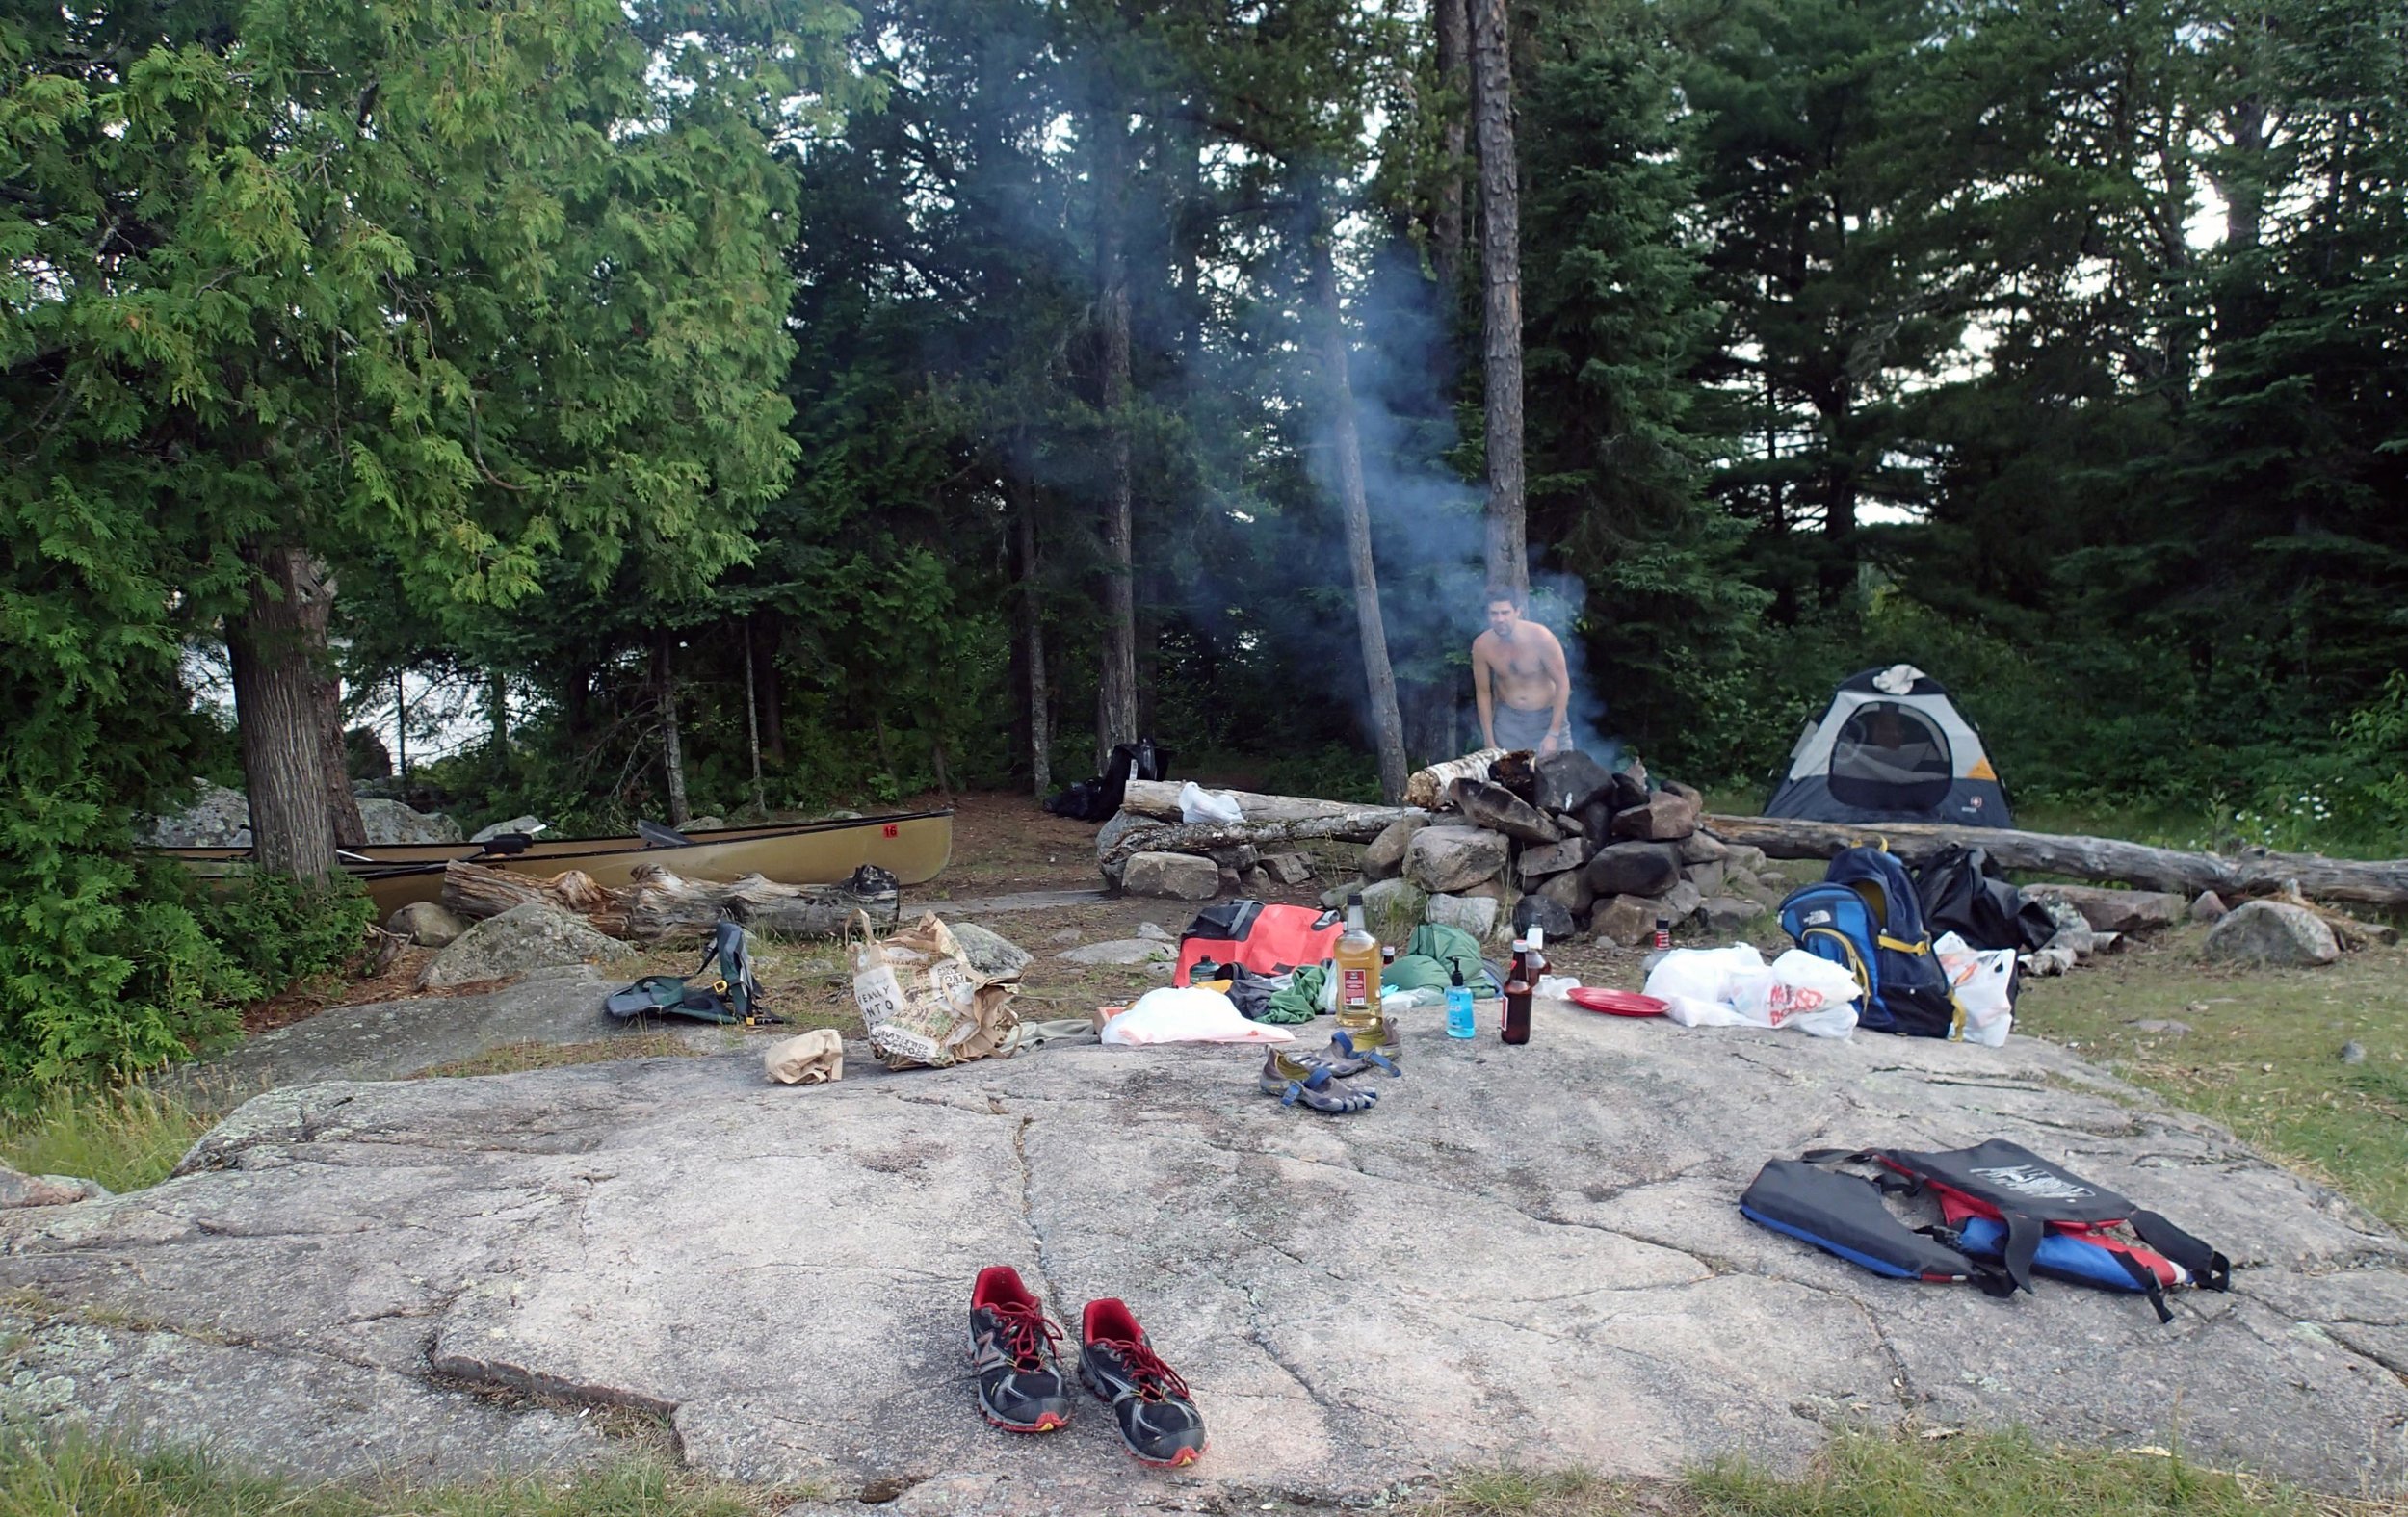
1935, 931, 2016, 1047
1101, 985, 1295, 1045
849, 911, 1019, 1070
1727, 950, 1861, 1038
1642, 945, 1767, 1007
1178, 782, 1245, 824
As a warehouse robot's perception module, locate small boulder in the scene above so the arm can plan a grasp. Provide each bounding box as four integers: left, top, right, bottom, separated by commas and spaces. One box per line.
1095, 811, 1157, 885
1208, 844, 1261, 870
1661, 779, 1704, 805
1512, 893, 1576, 944
2028, 884, 2185, 935
1676, 829, 1731, 866
1459, 876, 1519, 913
1240, 865, 1275, 897
1661, 880, 1704, 925
1702, 896, 1767, 935
1060, 939, 1174, 967
1610, 791, 1699, 843
1725, 845, 1768, 872
2130, 1019, 2193, 1036
471, 815, 549, 844
1517, 837, 1594, 884
1592, 894, 1662, 949
358, 798, 465, 845
2203, 900, 2340, 967
1426, 893, 1502, 944
1584, 841, 1682, 899
385, 901, 469, 949
1122, 851, 1220, 902
417, 902, 626, 988
1217, 865, 1243, 895
1445, 779, 1561, 844
1362, 877, 1428, 945
1404, 826, 1510, 894
1533, 749, 1613, 813
1536, 869, 1596, 918
1683, 860, 1725, 899
1554, 811, 1586, 837
2342, 1040, 2368, 1065
2189, 891, 2229, 924
685, 815, 727, 832
1577, 798, 1619, 846
948, 923, 1033, 980
0, 1164, 108, 1209
1606, 771, 1650, 813
1361, 815, 1431, 881
1322, 878, 1371, 911
1135, 921, 1175, 943
1263, 852, 1316, 886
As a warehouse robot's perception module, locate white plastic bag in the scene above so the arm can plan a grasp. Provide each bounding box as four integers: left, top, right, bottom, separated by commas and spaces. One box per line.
1727, 950, 1862, 1038
1177, 782, 1245, 824
1661, 994, 1750, 1029
1641, 945, 1766, 1007
1101, 986, 1294, 1045
1935, 931, 2016, 1047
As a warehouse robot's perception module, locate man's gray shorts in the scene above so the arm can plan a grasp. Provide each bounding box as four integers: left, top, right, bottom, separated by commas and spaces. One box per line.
1492, 706, 1565, 752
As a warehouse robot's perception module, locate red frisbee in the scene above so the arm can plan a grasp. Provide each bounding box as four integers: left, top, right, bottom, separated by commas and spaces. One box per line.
1567, 987, 1669, 1018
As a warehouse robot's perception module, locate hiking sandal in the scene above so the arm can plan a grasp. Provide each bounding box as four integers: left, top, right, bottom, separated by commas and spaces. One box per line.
1257, 1049, 1380, 1113
1265, 1029, 1400, 1088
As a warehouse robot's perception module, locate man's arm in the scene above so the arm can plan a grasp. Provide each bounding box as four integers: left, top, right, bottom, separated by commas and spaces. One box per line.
1542, 628, 1572, 753
1472, 640, 1495, 748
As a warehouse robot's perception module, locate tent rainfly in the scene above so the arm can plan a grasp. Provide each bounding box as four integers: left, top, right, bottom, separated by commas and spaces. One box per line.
1764, 666, 2012, 827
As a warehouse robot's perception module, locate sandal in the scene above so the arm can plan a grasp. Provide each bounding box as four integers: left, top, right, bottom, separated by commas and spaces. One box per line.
1257, 1047, 1382, 1113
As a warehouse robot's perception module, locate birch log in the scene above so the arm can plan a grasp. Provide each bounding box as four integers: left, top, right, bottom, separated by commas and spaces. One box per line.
1403, 748, 1506, 809
1118, 780, 1423, 826
442, 861, 898, 941
1703, 814, 2408, 910
1100, 810, 1429, 872
443, 863, 630, 936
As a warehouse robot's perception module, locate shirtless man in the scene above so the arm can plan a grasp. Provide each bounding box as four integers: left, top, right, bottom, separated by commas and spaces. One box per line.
1472, 588, 1571, 758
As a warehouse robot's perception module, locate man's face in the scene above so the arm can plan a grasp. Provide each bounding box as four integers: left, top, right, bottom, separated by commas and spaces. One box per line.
1486, 599, 1521, 639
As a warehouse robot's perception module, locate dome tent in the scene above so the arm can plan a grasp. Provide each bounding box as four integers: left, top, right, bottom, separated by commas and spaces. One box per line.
1765, 666, 2012, 827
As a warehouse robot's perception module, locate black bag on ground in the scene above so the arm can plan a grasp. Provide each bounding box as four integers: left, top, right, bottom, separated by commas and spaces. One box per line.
1043, 737, 1173, 822
1914, 844, 2055, 953
1738, 1160, 2013, 1295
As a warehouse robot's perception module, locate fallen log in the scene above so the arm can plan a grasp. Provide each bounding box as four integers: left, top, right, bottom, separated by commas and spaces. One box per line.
1703, 814, 2408, 911
441, 860, 897, 941
443, 863, 630, 936
1100, 809, 1429, 872
1119, 779, 1409, 826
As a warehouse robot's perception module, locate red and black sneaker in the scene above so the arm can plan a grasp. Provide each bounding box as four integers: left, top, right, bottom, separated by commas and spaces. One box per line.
1077, 1299, 1207, 1468
968, 1267, 1075, 1433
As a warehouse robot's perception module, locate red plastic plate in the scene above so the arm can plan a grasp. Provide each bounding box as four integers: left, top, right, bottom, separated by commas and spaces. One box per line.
1567, 987, 1669, 1018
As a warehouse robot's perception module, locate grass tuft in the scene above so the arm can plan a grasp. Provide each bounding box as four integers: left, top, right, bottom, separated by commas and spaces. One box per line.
0, 1084, 219, 1194
412, 1034, 707, 1081
0, 1429, 798, 1517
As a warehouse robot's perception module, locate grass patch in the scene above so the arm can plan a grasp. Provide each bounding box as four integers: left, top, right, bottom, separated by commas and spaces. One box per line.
0, 1083, 220, 1193
0, 1430, 796, 1517
1425, 1428, 2404, 1516
412, 1034, 708, 1081
2013, 929, 2408, 1231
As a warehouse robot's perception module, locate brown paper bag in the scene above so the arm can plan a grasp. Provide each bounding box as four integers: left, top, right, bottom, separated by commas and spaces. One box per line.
849, 911, 1019, 1070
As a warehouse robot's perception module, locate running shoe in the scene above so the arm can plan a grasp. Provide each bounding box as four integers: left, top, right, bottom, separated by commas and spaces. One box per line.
968, 1266, 1075, 1433
1078, 1298, 1207, 1467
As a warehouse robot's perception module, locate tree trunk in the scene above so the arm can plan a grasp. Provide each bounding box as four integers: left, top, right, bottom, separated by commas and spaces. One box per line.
1094, 115, 1140, 771
1100, 810, 1425, 872
1702, 814, 2408, 911
441, 860, 900, 942
1014, 466, 1053, 796
1471, 0, 1527, 598
754, 614, 785, 765
1310, 188, 1411, 805
227, 543, 343, 878
319, 654, 364, 848
743, 627, 765, 814
562, 663, 592, 745
1121, 778, 1423, 826
655, 633, 689, 826
1433, 0, 1470, 301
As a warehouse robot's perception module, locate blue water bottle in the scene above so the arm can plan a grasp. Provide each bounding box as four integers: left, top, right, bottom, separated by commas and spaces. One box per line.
1445, 966, 1477, 1039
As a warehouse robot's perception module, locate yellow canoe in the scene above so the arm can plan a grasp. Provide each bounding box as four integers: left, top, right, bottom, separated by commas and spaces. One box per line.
161, 810, 952, 918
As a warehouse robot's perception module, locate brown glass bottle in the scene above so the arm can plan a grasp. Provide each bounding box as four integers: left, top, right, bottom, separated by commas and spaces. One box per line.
1501, 935, 1533, 1045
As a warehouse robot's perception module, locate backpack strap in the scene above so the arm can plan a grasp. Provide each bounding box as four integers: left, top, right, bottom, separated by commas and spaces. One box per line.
2129, 1211, 2232, 1293
1998, 1207, 2043, 1295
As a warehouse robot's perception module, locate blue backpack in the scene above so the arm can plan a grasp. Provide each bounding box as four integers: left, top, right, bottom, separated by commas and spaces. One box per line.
1777, 846, 1962, 1038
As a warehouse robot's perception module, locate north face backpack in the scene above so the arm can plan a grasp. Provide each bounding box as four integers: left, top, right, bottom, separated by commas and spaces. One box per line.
1747, 1140, 2233, 1323
1777, 846, 1960, 1037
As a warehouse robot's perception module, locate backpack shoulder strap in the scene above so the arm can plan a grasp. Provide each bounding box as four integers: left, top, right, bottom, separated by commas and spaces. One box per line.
2129, 1210, 2232, 1293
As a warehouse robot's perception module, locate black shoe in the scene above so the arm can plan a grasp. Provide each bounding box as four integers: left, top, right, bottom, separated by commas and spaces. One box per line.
968, 1267, 1074, 1433
1079, 1298, 1207, 1468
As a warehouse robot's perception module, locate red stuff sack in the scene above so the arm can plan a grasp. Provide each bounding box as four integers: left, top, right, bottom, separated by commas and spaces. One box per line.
1173, 902, 1344, 986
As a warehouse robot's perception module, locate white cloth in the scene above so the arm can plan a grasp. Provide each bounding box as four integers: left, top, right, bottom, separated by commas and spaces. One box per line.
1101, 986, 1295, 1045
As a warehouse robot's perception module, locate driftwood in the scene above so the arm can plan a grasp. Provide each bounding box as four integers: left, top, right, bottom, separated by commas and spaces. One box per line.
1119, 779, 1407, 826
443, 863, 631, 936
1101, 810, 1428, 871
441, 861, 897, 941
1704, 814, 2408, 911
1403, 748, 1506, 809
